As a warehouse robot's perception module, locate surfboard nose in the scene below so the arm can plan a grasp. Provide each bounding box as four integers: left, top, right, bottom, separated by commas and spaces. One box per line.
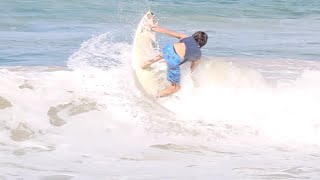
147, 12, 154, 19
148, 12, 157, 27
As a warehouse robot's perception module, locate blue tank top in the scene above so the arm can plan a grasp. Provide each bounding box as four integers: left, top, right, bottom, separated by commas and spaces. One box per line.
179, 36, 201, 65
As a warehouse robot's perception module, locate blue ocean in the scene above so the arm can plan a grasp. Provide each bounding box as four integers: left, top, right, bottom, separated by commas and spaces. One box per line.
1, 0, 320, 179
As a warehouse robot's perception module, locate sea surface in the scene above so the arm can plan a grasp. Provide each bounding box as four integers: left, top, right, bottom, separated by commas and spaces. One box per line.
1, 0, 320, 179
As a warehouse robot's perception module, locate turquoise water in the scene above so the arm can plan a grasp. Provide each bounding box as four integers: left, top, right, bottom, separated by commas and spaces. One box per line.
1, 0, 320, 66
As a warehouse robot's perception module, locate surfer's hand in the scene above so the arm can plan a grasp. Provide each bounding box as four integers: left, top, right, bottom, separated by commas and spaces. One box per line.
146, 21, 159, 32
151, 22, 159, 32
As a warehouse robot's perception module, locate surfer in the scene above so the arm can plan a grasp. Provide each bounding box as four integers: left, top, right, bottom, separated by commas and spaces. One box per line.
142, 23, 208, 97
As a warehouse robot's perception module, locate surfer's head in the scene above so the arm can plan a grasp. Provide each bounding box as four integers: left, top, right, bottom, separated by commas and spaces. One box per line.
192, 31, 208, 48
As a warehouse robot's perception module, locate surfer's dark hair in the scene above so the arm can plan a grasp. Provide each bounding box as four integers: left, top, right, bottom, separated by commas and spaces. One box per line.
192, 31, 208, 48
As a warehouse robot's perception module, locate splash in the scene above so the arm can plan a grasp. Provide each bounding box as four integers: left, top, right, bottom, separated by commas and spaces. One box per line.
67, 32, 131, 70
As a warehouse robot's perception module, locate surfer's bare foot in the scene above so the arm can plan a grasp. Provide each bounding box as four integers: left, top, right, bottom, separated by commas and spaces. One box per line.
141, 55, 163, 69
141, 60, 152, 69
158, 84, 181, 97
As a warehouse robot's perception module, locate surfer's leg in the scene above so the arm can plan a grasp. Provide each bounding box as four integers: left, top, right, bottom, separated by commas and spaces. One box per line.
158, 62, 181, 97
157, 44, 182, 97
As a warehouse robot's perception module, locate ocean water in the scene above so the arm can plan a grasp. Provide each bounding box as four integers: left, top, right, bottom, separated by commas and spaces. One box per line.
1, 0, 320, 179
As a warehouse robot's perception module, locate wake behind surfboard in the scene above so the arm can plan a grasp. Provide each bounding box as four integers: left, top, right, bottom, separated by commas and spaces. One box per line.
132, 11, 168, 96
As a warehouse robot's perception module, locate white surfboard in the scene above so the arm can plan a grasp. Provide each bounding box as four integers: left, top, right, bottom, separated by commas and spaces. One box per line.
132, 11, 168, 96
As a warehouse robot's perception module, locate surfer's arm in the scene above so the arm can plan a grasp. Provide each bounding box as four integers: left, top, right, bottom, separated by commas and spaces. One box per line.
152, 25, 187, 39
190, 59, 200, 72
141, 54, 162, 69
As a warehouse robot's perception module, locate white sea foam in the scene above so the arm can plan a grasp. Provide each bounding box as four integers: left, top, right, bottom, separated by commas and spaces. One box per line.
165, 58, 320, 144
1, 33, 320, 146
1, 33, 320, 179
